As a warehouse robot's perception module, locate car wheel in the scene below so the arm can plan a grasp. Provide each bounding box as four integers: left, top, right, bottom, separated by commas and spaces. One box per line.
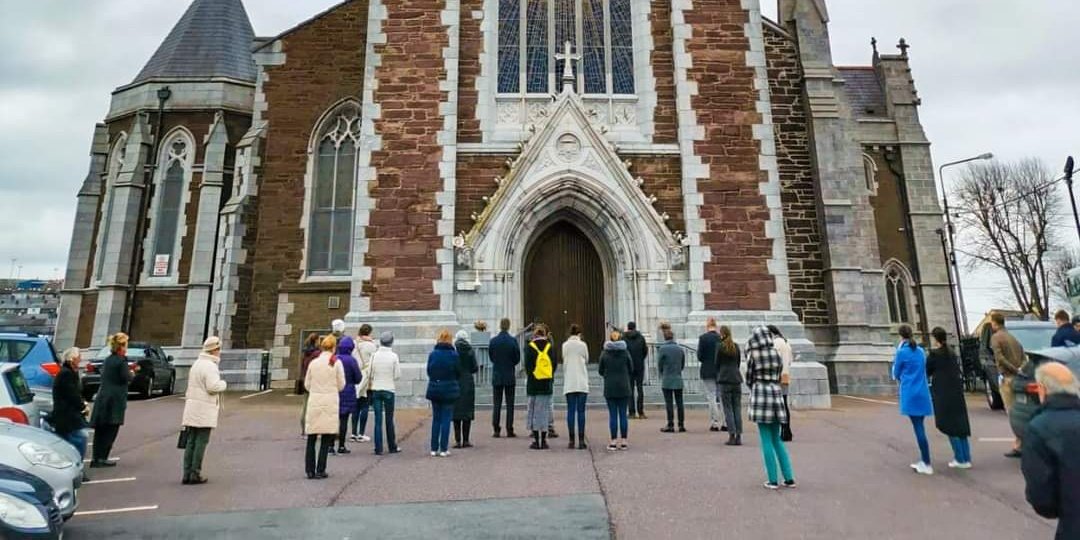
142, 376, 155, 399
164, 374, 175, 396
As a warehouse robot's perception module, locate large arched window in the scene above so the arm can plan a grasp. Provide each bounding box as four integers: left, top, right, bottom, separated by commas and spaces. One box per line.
93, 134, 127, 283
498, 0, 634, 96
884, 261, 913, 324
307, 106, 360, 276
143, 130, 193, 281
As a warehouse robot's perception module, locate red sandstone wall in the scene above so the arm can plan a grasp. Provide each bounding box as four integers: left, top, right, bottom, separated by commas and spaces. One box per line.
650, 0, 677, 144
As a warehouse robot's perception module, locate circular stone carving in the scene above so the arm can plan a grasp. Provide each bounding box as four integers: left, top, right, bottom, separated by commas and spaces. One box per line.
556, 133, 582, 163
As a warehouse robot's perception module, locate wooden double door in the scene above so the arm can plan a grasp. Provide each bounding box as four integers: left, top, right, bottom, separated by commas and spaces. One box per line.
523, 221, 605, 361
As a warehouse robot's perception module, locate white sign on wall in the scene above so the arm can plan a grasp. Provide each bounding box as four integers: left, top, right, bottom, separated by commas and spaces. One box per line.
153, 254, 170, 277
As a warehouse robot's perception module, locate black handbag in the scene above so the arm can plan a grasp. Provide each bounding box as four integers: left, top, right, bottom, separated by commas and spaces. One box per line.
780, 395, 793, 442
177, 427, 190, 449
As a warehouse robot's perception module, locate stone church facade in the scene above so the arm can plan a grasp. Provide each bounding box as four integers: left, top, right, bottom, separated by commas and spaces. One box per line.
57, 0, 954, 396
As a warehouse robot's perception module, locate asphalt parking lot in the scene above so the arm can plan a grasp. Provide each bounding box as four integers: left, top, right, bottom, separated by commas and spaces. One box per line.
63, 391, 1056, 539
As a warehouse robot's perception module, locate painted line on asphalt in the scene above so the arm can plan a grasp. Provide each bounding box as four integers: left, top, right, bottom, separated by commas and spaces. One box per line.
836, 395, 898, 406
83, 458, 120, 463
75, 505, 158, 517
145, 394, 182, 402
83, 477, 136, 485
240, 389, 273, 400
978, 437, 1016, 443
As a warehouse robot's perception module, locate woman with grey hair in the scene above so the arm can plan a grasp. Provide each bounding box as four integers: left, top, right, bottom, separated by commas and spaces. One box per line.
369, 332, 401, 455
52, 347, 89, 464
453, 330, 479, 449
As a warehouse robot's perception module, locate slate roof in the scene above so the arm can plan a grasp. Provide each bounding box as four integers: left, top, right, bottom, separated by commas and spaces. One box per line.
132, 0, 257, 85
838, 67, 887, 118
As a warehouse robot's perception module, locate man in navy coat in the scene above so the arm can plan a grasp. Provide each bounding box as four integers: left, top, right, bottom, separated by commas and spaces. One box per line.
489, 318, 521, 437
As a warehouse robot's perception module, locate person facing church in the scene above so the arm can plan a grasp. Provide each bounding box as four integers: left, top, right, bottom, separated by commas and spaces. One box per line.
562, 324, 590, 450
489, 318, 520, 438
525, 324, 559, 450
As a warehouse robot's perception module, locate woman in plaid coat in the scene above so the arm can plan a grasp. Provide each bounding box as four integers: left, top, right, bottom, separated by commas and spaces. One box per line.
746, 326, 796, 489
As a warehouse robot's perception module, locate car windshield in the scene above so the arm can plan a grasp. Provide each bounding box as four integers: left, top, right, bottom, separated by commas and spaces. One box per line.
3, 368, 34, 405
0, 340, 34, 363
1012, 327, 1058, 352
93, 348, 147, 360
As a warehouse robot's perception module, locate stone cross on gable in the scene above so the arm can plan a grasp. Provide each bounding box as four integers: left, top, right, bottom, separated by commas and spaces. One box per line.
554, 40, 581, 93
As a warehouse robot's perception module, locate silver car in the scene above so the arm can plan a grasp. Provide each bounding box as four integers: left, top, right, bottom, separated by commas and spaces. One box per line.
0, 419, 82, 520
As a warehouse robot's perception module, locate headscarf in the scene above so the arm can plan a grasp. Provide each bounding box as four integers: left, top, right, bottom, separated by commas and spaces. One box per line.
455, 329, 470, 343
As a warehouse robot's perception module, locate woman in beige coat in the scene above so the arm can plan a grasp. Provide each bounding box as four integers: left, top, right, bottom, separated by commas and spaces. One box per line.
181, 337, 228, 485
304, 335, 346, 479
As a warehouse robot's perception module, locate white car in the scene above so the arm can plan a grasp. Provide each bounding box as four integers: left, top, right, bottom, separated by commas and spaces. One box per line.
0, 419, 82, 520
0, 363, 41, 427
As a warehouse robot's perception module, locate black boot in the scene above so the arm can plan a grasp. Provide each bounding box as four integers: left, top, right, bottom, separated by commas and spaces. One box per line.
529, 431, 541, 450
548, 428, 558, 439
462, 421, 473, 448
724, 433, 736, 446
567, 428, 576, 449
540, 431, 550, 450
453, 421, 463, 449
578, 433, 588, 450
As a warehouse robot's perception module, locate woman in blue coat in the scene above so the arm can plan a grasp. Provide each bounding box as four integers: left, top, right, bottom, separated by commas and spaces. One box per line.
335, 336, 363, 455
426, 330, 461, 457
892, 324, 935, 475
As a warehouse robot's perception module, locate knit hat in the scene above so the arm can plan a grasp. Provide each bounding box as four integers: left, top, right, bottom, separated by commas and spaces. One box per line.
379, 332, 394, 347
202, 336, 222, 353
455, 329, 470, 342
331, 319, 346, 333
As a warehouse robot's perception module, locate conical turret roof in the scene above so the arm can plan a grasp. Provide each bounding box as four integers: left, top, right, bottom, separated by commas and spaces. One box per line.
132, 0, 257, 84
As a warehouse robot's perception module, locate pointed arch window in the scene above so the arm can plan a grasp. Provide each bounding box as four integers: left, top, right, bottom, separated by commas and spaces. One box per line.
93, 134, 128, 283
497, 0, 635, 96
307, 108, 359, 275
884, 262, 913, 324
143, 130, 193, 282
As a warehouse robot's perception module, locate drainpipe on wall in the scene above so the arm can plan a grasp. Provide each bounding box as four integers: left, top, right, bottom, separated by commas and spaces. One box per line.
884, 148, 930, 344
122, 86, 172, 334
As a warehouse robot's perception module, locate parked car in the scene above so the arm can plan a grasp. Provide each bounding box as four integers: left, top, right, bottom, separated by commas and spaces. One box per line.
0, 464, 64, 539
83, 342, 176, 400
977, 320, 1058, 410
0, 364, 41, 427
0, 333, 61, 390
0, 419, 82, 520
1006, 346, 1080, 441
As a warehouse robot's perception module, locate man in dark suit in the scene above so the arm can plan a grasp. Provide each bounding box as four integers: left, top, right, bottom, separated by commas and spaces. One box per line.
622, 322, 648, 419
489, 318, 521, 437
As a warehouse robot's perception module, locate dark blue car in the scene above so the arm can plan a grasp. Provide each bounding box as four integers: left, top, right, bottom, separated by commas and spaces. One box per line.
0, 334, 61, 390
0, 463, 64, 539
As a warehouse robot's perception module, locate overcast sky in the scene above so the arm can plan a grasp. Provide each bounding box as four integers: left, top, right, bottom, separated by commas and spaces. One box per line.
1, 0, 1077, 328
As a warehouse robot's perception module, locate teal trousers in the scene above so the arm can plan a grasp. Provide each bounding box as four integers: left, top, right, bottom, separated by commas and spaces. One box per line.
757, 422, 794, 484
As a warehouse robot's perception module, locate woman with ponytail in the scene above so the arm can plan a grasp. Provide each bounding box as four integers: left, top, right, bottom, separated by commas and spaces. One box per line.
304, 335, 345, 479
892, 324, 934, 475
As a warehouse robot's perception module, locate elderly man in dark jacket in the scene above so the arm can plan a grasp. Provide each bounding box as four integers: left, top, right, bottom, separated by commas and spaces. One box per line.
1022, 362, 1080, 540
488, 318, 520, 438
622, 322, 648, 419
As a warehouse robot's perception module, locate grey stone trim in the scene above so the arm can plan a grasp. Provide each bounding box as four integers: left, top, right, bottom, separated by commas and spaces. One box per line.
270, 293, 295, 380
107, 80, 255, 122
434, 0, 462, 312
670, 0, 709, 312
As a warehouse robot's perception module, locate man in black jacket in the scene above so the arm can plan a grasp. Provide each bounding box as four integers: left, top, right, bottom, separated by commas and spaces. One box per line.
488, 318, 520, 437
1021, 362, 1080, 540
622, 322, 648, 419
697, 318, 724, 432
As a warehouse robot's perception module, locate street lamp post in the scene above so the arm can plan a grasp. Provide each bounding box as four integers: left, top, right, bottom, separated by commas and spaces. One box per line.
939, 152, 994, 336
1064, 156, 1080, 244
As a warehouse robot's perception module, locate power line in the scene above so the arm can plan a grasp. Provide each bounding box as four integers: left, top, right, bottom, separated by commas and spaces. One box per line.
949, 173, 1066, 218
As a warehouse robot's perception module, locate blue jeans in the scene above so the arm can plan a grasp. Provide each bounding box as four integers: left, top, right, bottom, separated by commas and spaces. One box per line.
351, 395, 370, 437
430, 402, 454, 453
565, 392, 587, 436
606, 397, 629, 439
909, 416, 931, 464
757, 422, 794, 484
949, 436, 971, 464
372, 391, 397, 454
61, 429, 87, 459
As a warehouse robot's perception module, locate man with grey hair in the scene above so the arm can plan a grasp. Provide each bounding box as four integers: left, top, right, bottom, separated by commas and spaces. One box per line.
1021, 362, 1080, 540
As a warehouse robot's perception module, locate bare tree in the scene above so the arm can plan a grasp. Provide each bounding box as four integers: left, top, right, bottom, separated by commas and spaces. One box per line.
954, 158, 1063, 320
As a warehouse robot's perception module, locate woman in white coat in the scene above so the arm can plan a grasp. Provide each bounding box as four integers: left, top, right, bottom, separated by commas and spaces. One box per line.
181, 337, 228, 485
562, 324, 590, 450
305, 335, 346, 479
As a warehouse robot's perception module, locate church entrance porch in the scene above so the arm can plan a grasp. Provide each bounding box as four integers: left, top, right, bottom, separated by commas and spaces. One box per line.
524, 220, 606, 361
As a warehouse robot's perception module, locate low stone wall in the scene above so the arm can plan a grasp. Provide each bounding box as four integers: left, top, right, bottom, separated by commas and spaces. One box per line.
788, 361, 831, 409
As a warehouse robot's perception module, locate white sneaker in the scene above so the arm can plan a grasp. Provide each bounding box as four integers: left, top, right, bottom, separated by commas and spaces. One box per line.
430, 451, 437, 457
912, 462, 934, 475
948, 461, 973, 469
358, 435, 371, 443
348, 434, 358, 442
439, 451, 450, 457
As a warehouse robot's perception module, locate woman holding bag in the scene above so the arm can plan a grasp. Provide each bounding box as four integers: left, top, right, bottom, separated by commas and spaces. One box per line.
767, 325, 794, 441
180, 337, 228, 485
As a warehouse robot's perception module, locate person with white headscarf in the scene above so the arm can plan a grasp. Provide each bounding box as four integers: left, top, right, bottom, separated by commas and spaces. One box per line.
453, 329, 479, 448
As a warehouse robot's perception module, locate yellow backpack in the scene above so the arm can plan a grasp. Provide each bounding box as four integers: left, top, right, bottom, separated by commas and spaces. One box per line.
529, 341, 553, 380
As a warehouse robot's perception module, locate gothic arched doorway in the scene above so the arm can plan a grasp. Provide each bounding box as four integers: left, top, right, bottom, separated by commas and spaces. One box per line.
523, 220, 605, 360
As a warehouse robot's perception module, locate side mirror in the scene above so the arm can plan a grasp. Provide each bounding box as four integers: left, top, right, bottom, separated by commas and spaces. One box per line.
167, 356, 174, 364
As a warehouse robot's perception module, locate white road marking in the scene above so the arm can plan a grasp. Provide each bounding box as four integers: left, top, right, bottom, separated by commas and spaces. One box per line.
75, 505, 158, 517
83, 458, 119, 463
239, 389, 273, 400
836, 395, 898, 406
144, 394, 181, 402
83, 477, 136, 485
978, 437, 1016, 443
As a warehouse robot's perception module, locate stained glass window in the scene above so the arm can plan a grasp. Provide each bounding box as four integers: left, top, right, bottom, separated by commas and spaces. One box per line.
309, 108, 359, 275
497, 0, 520, 93
497, 0, 634, 96
144, 133, 191, 280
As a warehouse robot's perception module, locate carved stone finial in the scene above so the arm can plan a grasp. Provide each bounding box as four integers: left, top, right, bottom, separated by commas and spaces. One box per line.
635, 176, 645, 187
470, 212, 479, 221
623, 160, 632, 170
494, 176, 503, 186
871, 37, 879, 60
897, 38, 910, 57
554, 40, 582, 94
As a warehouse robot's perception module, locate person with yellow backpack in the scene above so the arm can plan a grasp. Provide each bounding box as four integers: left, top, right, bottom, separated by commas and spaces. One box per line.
524, 325, 559, 450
